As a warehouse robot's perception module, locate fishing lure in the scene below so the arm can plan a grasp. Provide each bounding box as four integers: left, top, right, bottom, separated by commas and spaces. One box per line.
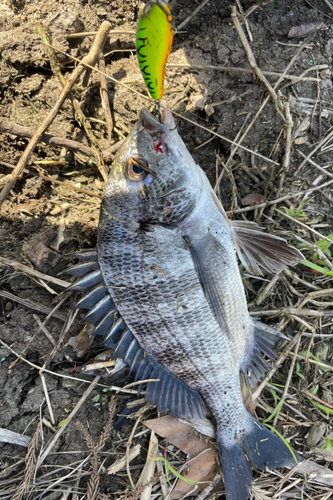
136, 0, 174, 101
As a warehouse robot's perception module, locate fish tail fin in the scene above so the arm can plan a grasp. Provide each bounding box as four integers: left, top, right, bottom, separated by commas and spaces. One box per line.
217, 439, 253, 500
217, 417, 300, 500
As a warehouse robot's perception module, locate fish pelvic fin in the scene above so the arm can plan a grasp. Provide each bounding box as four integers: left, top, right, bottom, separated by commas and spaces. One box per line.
232, 220, 304, 275
217, 416, 301, 500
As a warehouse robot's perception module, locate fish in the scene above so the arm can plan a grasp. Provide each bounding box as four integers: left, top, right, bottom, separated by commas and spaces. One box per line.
66, 108, 304, 500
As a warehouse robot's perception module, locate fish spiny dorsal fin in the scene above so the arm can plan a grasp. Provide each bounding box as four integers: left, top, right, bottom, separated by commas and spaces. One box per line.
64, 252, 206, 420
232, 220, 304, 275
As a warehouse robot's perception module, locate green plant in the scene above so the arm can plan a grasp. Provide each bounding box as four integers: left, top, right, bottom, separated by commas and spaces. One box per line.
263, 398, 285, 424
282, 200, 306, 219
153, 456, 209, 486
299, 233, 333, 276
263, 423, 298, 463
298, 351, 329, 372
323, 437, 333, 451
295, 362, 306, 380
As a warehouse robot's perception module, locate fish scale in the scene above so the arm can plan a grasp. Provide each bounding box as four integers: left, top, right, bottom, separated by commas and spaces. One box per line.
98, 207, 251, 446
69, 107, 304, 500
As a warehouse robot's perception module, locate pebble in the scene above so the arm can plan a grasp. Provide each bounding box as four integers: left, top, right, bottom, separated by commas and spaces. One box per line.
306, 421, 326, 448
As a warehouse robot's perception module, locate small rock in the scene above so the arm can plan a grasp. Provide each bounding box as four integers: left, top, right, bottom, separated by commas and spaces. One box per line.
241, 193, 265, 206
95, 179, 104, 190
50, 206, 62, 216
320, 68, 330, 79
204, 104, 215, 117
315, 343, 329, 361
5, 301, 14, 312
306, 421, 326, 448
62, 378, 81, 389
294, 136, 308, 145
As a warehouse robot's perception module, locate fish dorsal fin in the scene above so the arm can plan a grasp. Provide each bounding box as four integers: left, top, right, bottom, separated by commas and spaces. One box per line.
232, 220, 304, 276
65, 256, 206, 420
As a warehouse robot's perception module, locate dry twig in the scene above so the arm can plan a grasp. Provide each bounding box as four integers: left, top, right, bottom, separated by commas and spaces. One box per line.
0, 21, 111, 207
0, 289, 67, 321
177, 0, 211, 30
99, 54, 113, 147
0, 118, 123, 160
231, 6, 284, 117
272, 335, 301, 427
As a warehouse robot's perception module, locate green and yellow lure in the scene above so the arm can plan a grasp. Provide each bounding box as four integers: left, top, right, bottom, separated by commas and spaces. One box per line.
136, 0, 174, 101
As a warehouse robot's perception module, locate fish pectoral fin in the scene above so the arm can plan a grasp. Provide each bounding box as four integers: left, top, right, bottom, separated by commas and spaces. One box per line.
232, 220, 304, 275
185, 231, 231, 336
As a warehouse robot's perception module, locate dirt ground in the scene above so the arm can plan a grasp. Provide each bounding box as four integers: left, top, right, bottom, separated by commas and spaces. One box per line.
1, 0, 333, 498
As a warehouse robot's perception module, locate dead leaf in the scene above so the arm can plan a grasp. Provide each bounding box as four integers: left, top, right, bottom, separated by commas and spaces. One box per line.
287, 22, 326, 39
187, 94, 207, 111
68, 324, 95, 358
144, 415, 216, 498
171, 447, 216, 499
137, 431, 158, 500
241, 193, 265, 206
95, 178, 105, 190
291, 115, 310, 142
24, 227, 61, 274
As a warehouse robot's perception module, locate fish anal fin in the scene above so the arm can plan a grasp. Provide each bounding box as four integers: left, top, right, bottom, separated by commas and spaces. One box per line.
232, 220, 304, 275
243, 320, 284, 387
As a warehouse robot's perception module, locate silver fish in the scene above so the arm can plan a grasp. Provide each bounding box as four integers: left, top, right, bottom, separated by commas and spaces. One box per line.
67, 108, 303, 500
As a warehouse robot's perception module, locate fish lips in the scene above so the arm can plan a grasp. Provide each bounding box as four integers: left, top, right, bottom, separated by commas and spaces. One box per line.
139, 108, 176, 143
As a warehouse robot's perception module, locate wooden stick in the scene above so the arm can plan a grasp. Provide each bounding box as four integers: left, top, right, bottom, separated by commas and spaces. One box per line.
0, 118, 93, 156
0, 255, 69, 288
40, 371, 55, 425
167, 63, 322, 83
0, 117, 123, 160
1, 159, 102, 199
0, 290, 67, 321
0, 338, 141, 392
250, 308, 333, 317
67, 30, 135, 38
38, 376, 101, 466
272, 335, 301, 427
0, 21, 111, 208
99, 55, 113, 147
33, 314, 57, 347
177, 0, 211, 30
226, 177, 333, 214
231, 6, 284, 117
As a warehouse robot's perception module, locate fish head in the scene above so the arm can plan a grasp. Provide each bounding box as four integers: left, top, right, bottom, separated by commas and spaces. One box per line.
101, 108, 202, 226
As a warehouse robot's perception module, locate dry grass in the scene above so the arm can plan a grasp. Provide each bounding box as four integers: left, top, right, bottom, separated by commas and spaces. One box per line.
1, 0, 333, 499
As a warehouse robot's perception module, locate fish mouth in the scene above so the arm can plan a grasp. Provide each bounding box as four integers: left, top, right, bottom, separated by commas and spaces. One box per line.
139, 108, 176, 140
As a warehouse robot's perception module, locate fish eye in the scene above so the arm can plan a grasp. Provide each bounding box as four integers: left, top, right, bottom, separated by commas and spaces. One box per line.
124, 155, 149, 182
